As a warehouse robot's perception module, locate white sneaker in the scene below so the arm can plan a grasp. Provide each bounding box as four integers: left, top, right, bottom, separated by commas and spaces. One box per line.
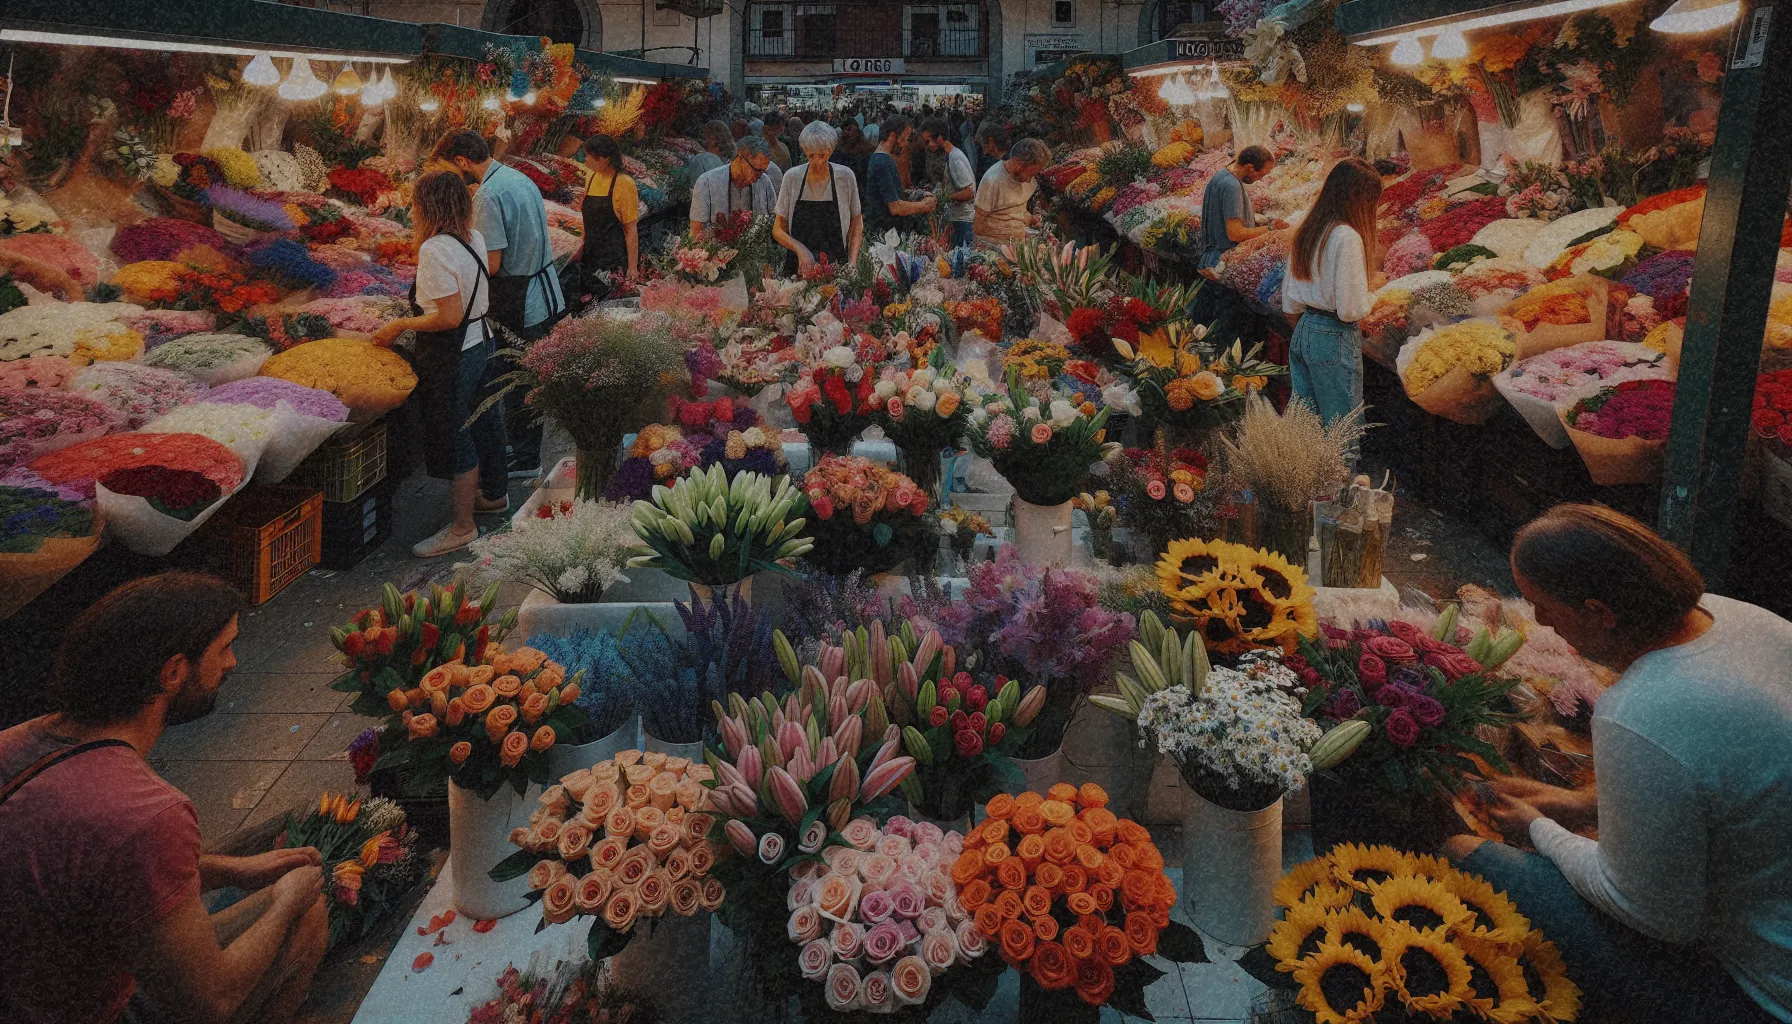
412, 525, 479, 558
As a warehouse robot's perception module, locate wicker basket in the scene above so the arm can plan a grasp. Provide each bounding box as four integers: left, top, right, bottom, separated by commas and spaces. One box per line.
150, 182, 211, 225
212, 209, 279, 246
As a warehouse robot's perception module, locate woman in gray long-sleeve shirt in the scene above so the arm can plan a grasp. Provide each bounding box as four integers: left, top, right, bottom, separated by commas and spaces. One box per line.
1445, 504, 1792, 1023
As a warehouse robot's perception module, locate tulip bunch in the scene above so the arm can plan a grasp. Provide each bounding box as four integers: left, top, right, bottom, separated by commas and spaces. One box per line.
807, 618, 1045, 823
627, 465, 813, 587
703, 634, 917, 888
377, 643, 589, 800
328, 580, 518, 721
489, 749, 725, 961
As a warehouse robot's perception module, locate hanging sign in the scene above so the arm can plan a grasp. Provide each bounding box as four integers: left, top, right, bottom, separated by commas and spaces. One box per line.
1172, 37, 1245, 61
834, 58, 906, 75
1733, 5, 1772, 69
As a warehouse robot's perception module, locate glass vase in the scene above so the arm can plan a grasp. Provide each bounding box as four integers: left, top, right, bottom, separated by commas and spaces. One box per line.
1255, 503, 1314, 567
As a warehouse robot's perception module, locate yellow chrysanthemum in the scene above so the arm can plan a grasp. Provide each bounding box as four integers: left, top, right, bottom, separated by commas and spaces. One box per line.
1323, 905, 1388, 963
1291, 939, 1386, 1024
1268, 898, 1333, 967
1457, 934, 1543, 1024
1437, 867, 1534, 945
1515, 931, 1583, 1022
1383, 920, 1474, 1016
1329, 844, 1416, 894
1369, 875, 1475, 934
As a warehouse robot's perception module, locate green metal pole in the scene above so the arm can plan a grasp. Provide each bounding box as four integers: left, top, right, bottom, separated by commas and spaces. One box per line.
1658, 0, 1792, 585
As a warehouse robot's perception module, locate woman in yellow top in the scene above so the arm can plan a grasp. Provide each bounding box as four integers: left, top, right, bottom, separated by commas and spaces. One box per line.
576, 135, 639, 301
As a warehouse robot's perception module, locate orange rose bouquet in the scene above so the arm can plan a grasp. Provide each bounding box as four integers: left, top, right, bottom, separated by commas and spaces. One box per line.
951, 784, 1205, 1016
487, 749, 725, 960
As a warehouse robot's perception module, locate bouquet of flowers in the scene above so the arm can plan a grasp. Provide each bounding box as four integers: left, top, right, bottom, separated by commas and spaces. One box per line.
326, 166, 397, 207
786, 351, 882, 457
279, 793, 427, 950
261, 338, 418, 422
938, 506, 992, 571
0, 388, 124, 470
1617, 183, 1705, 250
615, 588, 782, 745
626, 465, 812, 587
467, 958, 657, 1024
781, 816, 998, 1015
1494, 341, 1671, 448
488, 310, 687, 497
1254, 845, 1580, 1023
1397, 319, 1519, 425
487, 749, 725, 960
464, 499, 635, 604
1002, 338, 1072, 383
1117, 325, 1284, 433
0, 355, 76, 392
606, 398, 785, 503
1106, 444, 1219, 561
967, 369, 1115, 508
800, 455, 931, 577
207, 186, 296, 235
871, 360, 977, 495
950, 784, 1204, 1012
1294, 612, 1522, 799
127, 310, 216, 351
1521, 207, 1620, 269
1155, 538, 1318, 655
140, 334, 272, 387
0, 472, 100, 618
0, 302, 146, 366
1753, 368, 1792, 452
142, 402, 273, 471
1560, 378, 1675, 485
328, 579, 519, 722
1545, 229, 1643, 281
28, 430, 243, 500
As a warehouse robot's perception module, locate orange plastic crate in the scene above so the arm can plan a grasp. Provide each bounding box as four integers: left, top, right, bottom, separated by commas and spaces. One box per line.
203, 485, 324, 604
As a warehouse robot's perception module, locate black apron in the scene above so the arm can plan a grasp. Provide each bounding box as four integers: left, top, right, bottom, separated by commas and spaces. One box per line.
407, 234, 491, 481
581, 173, 629, 300
483, 165, 563, 335
785, 167, 848, 276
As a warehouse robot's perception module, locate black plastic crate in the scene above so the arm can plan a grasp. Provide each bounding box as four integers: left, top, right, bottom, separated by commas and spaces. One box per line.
320, 486, 393, 570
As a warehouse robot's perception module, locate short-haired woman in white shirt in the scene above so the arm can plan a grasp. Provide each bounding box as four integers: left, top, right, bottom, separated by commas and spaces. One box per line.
772, 120, 863, 276
371, 171, 507, 557
1281, 158, 1384, 426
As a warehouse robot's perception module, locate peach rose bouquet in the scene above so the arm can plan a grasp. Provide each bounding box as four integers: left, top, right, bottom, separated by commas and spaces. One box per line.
488, 748, 725, 960
950, 784, 1205, 1013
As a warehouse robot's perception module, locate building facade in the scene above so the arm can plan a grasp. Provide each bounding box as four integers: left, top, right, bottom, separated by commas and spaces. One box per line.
282, 0, 1199, 104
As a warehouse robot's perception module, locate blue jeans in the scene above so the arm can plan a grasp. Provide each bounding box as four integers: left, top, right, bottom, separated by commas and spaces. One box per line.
950, 220, 974, 249
458, 344, 508, 499
1464, 843, 1779, 1024
1289, 311, 1363, 427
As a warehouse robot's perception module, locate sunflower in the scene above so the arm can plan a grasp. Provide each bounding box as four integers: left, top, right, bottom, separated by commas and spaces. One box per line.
1275, 858, 1342, 910
1404, 851, 1455, 881
1292, 939, 1386, 1024
1437, 867, 1533, 944
1267, 899, 1332, 968
1156, 538, 1232, 598
1382, 920, 1474, 1016
1243, 545, 1318, 610
1369, 876, 1474, 934
1329, 844, 1416, 894
1514, 930, 1583, 1022
1457, 934, 1542, 1024
1323, 905, 1389, 963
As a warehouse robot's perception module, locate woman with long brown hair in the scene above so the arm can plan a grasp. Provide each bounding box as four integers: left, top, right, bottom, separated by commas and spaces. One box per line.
1281, 157, 1383, 426
371, 170, 507, 557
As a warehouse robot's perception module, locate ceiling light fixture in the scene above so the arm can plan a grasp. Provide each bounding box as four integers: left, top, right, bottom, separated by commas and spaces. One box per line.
278, 58, 328, 102
1432, 26, 1469, 59
0, 28, 408, 63
361, 68, 386, 106
242, 52, 280, 86
333, 63, 363, 96
1391, 35, 1425, 65
1651, 0, 1741, 32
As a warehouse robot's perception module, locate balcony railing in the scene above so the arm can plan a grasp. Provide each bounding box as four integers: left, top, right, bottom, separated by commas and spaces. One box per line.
747, 3, 987, 59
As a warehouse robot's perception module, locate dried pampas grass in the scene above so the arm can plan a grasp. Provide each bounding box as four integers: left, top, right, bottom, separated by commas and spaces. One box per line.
1219, 393, 1365, 513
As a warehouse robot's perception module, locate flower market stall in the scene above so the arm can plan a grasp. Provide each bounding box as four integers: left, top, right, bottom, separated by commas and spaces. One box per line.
0, 0, 718, 606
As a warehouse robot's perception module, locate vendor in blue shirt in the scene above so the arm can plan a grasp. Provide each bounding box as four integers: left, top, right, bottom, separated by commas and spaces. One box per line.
862, 115, 937, 240
1197, 145, 1286, 273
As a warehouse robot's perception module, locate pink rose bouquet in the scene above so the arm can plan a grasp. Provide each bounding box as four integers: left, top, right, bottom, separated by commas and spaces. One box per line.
801, 454, 931, 576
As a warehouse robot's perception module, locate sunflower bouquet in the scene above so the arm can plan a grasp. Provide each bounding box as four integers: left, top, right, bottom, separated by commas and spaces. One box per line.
487, 749, 726, 961
1154, 538, 1318, 656
949, 784, 1206, 1013
966, 369, 1116, 508
1115, 324, 1285, 434
1291, 611, 1524, 799
1247, 844, 1580, 1023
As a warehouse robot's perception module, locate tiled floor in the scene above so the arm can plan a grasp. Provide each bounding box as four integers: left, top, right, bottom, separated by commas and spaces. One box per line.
127, 446, 1514, 1021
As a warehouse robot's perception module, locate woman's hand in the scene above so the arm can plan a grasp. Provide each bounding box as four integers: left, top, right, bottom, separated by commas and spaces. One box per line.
1485, 793, 1545, 844
796, 250, 816, 276
1494, 777, 1597, 827
369, 320, 408, 347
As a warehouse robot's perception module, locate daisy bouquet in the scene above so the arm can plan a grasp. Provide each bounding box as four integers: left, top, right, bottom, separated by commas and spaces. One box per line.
463, 499, 636, 604
1154, 538, 1318, 656
486, 749, 725, 960
801, 455, 932, 577
278, 793, 427, 951
1255, 844, 1580, 1023
950, 784, 1204, 1011
967, 369, 1116, 508
1293, 612, 1523, 798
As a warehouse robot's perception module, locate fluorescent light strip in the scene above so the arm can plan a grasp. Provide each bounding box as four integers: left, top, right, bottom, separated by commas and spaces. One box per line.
1352, 0, 1634, 45
0, 28, 410, 63
1128, 64, 1197, 78
614, 75, 659, 84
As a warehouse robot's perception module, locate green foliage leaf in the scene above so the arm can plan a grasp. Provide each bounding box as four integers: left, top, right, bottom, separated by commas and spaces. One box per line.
328, 671, 363, 693
1106, 959, 1163, 1021
1237, 942, 1299, 990
372, 746, 415, 772
488, 848, 545, 883
587, 919, 633, 961
1155, 919, 1209, 964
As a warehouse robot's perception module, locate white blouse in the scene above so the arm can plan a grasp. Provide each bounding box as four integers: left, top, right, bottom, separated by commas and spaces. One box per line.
1281, 224, 1373, 323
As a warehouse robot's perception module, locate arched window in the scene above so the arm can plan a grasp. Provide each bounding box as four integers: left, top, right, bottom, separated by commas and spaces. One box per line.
1139, 0, 1209, 43
484, 0, 602, 49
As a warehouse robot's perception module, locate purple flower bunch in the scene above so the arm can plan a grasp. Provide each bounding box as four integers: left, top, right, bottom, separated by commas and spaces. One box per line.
319, 263, 411, 298
1619, 249, 1696, 304
205, 376, 349, 421
1382, 230, 1440, 280
932, 547, 1133, 682
205, 186, 296, 233
1504, 340, 1669, 402
1109, 181, 1163, 219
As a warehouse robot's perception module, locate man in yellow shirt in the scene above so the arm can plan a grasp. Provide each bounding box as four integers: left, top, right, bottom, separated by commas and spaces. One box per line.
576, 135, 639, 302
